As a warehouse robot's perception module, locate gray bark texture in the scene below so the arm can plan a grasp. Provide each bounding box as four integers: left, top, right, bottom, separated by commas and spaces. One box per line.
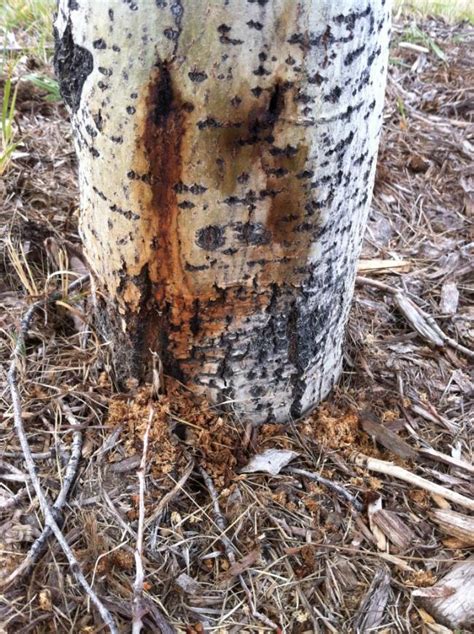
55, 0, 391, 423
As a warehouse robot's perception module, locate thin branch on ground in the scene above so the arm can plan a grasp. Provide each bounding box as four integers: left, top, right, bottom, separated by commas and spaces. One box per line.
285, 466, 364, 511
132, 407, 153, 634
419, 447, 474, 475
199, 466, 235, 555
145, 459, 194, 528
6, 275, 117, 633
2, 399, 84, 586
0, 486, 28, 514
353, 453, 474, 511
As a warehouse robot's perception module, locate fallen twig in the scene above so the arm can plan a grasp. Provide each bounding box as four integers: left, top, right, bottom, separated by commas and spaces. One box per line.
357, 258, 411, 273
419, 447, 474, 475
145, 460, 194, 528
0, 486, 28, 514
2, 400, 84, 586
6, 276, 117, 632
132, 408, 153, 634
199, 466, 236, 557
410, 402, 458, 434
353, 453, 474, 511
285, 467, 364, 511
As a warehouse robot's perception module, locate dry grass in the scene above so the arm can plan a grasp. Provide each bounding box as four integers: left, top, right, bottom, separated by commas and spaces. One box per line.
0, 13, 473, 634
395, 0, 474, 23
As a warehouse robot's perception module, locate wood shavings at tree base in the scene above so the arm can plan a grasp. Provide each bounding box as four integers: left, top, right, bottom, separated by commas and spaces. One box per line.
107, 381, 242, 487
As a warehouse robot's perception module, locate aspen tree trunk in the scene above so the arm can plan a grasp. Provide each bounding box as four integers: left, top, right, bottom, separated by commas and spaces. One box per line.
55, 0, 391, 424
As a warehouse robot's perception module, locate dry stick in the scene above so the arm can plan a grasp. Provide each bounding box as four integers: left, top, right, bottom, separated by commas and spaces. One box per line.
145, 460, 194, 528
199, 466, 278, 631
132, 408, 153, 634
2, 400, 84, 586
0, 487, 28, 514
353, 454, 474, 512
419, 447, 474, 476
131, 408, 174, 634
355, 276, 474, 359
199, 466, 237, 557
285, 467, 364, 511
6, 276, 117, 633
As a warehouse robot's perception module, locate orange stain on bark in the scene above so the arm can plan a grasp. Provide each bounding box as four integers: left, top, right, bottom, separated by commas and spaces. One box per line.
134, 57, 316, 375
142, 61, 188, 304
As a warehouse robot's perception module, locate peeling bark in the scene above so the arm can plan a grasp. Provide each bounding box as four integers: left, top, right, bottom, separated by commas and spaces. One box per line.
55, 0, 391, 423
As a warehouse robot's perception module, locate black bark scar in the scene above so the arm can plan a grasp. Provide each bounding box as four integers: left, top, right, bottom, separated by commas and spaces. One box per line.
54, 19, 93, 112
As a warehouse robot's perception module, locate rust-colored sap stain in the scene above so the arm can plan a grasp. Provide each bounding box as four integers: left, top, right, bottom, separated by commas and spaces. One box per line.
163, 288, 272, 365
139, 64, 278, 370
200, 85, 285, 197
135, 58, 316, 381
142, 61, 188, 304
265, 144, 309, 247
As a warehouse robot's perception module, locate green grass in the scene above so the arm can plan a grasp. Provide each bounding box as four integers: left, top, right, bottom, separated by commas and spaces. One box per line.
1, 61, 20, 175
399, 22, 447, 60
395, 0, 474, 24
23, 72, 61, 101
0, 1, 58, 173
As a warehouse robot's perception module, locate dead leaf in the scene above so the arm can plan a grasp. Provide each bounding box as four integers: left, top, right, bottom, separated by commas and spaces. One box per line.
175, 573, 201, 595
394, 292, 444, 347
407, 154, 430, 173
3, 522, 40, 544
220, 548, 261, 583
360, 410, 418, 461
425, 624, 453, 634
355, 567, 391, 632
367, 495, 387, 551
240, 449, 299, 476
372, 509, 416, 550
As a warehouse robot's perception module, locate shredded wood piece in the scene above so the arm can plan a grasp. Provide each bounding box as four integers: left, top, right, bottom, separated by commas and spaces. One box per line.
431, 509, 474, 545
357, 258, 411, 273
414, 557, 474, 630
356, 276, 474, 359
286, 466, 364, 511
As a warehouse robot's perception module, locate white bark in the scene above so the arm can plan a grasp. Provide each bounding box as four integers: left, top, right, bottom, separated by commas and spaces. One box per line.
414, 557, 474, 630
55, 0, 391, 423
